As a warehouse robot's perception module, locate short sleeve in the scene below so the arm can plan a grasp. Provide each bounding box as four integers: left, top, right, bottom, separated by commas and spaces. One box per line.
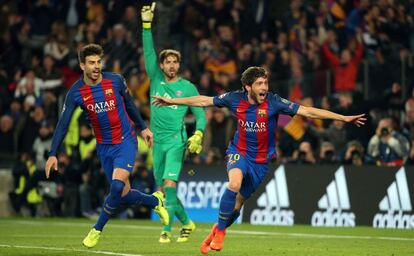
271, 94, 299, 116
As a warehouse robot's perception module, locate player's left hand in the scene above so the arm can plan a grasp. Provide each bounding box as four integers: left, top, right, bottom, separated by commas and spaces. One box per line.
343, 114, 366, 127
187, 130, 203, 154
141, 2, 156, 25
141, 128, 153, 147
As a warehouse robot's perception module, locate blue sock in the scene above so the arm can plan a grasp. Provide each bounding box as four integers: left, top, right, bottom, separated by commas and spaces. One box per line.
217, 188, 237, 230
94, 179, 125, 231
120, 189, 157, 208
226, 210, 240, 228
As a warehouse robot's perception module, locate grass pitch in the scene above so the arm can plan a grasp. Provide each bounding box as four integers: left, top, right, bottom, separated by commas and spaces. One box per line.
0, 218, 413, 256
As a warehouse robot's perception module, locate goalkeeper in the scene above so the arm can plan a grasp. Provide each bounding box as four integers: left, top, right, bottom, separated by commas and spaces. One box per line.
141, 2, 207, 243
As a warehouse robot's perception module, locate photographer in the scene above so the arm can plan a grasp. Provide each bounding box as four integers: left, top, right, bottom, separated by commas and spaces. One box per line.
319, 141, 338, 164
290, 141, 316, 165
342, 140, 365, 166
367, 118, 409, 166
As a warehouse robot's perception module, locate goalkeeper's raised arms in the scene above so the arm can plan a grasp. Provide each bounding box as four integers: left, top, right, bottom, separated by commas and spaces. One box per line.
141, 2, 156, 29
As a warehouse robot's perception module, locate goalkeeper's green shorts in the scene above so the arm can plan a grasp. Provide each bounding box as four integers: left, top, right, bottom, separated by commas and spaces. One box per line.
153, 140, 186, 186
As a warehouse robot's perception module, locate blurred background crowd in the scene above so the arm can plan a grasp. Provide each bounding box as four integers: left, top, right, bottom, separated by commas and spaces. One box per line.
1, 0, 414, 217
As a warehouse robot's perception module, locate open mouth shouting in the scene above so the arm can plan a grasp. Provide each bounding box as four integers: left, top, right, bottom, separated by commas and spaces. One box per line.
258, 92, 267, 102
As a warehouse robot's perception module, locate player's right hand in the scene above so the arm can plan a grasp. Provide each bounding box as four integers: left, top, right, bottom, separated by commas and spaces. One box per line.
151, 95, 174, 107
141, 2, 156, 25
45, 156, 58, 179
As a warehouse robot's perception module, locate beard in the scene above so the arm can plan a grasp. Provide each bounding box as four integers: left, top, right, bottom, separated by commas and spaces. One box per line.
250, 90, 267, 104
86, 69, 101, 82
162, 68, 177, 80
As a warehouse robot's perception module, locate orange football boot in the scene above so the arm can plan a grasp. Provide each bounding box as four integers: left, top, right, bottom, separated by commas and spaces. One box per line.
200, 224, 218, 254
210, 228, 226, 251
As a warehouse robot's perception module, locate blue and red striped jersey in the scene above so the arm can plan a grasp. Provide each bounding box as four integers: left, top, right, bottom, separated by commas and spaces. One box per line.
49, 72, 147, 156
213, 91, 299, 163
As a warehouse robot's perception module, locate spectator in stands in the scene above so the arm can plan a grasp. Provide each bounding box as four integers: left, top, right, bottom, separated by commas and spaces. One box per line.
290, 141, 317, 164
14, 70, 42, 100
8, 153, 33, 215
16, 105, 45, 154
104, 23, 136, 72
322, 120, 348, 153
33, 120, 54, 172
38, 55, 63, 94
0, 115, 15, 157
318, 141, 338, 164
322, 33, 364, 92
342, 140, 365, 166
367, 117, 410, 166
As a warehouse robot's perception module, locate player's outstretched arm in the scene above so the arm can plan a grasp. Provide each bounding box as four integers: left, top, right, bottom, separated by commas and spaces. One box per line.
152, 95, 214, 107
297, 105, 366, 127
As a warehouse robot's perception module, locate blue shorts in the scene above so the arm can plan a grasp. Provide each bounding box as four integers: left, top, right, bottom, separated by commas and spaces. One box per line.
96, 138, 137, 182
226, 150, 268, 199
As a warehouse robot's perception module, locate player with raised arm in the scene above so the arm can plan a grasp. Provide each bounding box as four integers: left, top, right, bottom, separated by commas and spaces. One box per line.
44, 44, 169, 248
141, 2, 207, 243
152, 66, 366, 253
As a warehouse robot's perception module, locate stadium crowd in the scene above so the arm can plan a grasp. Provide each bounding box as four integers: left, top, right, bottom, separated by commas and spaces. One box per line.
1, 0, 414, 216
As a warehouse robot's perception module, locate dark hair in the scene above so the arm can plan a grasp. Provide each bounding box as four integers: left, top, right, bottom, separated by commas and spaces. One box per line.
240, 66, 267, 90
159, 49, 181, 63
78, 44, 104, 63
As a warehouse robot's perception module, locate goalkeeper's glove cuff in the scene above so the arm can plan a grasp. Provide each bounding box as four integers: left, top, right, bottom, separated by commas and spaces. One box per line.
143, 22, 151, 29
194, 130, 203, 138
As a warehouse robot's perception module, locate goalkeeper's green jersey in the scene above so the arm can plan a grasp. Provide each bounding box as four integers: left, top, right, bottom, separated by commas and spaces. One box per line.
143, 28, 206, 143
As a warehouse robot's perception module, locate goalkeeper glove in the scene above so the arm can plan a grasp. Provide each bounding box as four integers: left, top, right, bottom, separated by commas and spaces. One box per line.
141, 2, 156, 29
187, 130, 203, 154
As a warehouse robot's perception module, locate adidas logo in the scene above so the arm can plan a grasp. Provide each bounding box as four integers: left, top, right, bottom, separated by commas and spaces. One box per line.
373, 167, 414, 229
311, 166, 356, 227
250, 166, 294, 225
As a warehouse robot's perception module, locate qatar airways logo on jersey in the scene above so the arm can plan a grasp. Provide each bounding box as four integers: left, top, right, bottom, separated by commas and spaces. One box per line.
238, 120, 267, 132
86, 100, 115, 113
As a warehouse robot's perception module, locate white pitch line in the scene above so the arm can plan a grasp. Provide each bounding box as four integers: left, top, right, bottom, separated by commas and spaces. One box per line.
3, 220, 414, 242
0, 244, 142, 256
228, 230, 414, 242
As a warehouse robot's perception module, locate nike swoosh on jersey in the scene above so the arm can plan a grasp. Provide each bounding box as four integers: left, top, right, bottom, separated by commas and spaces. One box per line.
83, 95, 92, 101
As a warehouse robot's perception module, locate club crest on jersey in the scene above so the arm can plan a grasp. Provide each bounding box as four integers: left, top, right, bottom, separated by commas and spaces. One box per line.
258, 109, 267, 117
236, 108, 245, 113
175, 90, 183, 97
105, 88, 113, 96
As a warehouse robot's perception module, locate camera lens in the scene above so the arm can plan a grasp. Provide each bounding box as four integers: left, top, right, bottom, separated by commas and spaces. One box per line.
380, 127, 389, 136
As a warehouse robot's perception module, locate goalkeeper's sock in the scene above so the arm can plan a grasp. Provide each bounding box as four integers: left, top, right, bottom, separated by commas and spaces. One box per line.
94, 179, 124, 231
162, 187, 177, 232
175, 197, 190, 225
120, 189, 157, 208
226, 210, 240, 228
217, 188, 237, 230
